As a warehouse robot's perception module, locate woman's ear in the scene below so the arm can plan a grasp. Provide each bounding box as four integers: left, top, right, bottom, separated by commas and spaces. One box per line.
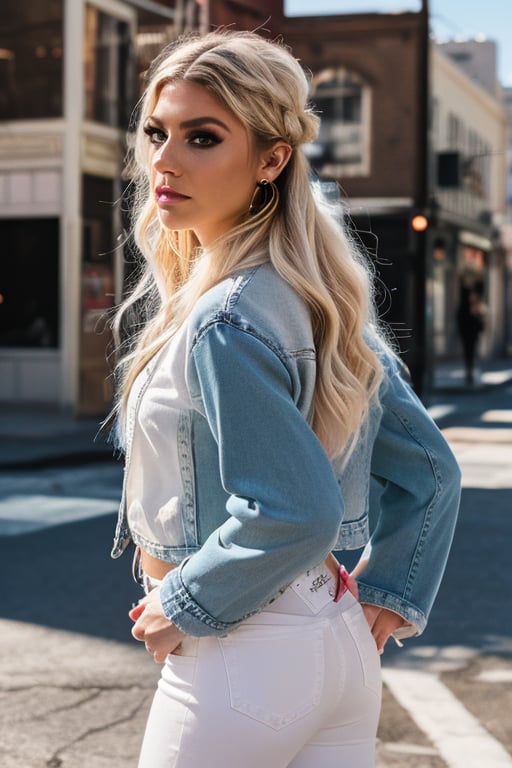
259, 141, 293, 183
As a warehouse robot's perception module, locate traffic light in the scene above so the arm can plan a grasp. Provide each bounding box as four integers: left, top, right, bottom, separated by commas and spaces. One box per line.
411, 213, 429, 232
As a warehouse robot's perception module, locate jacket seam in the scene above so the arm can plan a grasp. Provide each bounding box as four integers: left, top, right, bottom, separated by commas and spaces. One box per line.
222, 267, 259, 312
192, 313, 304, 378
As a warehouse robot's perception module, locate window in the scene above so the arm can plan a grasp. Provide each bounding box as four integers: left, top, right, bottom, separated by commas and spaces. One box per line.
447, 112, 465, 150
0, 0, 63, 119
0, 219, 59, 348
305, 68, 371, 178
84, 5, 135, 128
449, 51, 471, 64
464, 132, 489, 198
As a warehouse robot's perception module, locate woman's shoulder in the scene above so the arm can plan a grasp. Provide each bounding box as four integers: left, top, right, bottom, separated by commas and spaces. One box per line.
189, 263, 313, 347
189, 263, 314, 354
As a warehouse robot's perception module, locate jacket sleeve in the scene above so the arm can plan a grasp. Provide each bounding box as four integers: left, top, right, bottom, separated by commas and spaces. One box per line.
159, 319, 344, 636
356, 353, 461, 636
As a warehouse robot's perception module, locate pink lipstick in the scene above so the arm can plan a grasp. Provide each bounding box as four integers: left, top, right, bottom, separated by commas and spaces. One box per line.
155, 185, 191, 205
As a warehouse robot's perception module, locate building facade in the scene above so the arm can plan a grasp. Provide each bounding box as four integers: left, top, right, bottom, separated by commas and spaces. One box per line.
283, 11, 508, 387
431, 44, 507, 362
0, 0, 283, 414
0, 0, 508, 412
283, 8, 432, 389
0, 0, 141, 414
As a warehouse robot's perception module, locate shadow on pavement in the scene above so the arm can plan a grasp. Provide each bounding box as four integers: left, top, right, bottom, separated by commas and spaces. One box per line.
339, 485, 512, 665
0, 514, 141, 644
422, 486, 512, 651
1, 485, 510, 658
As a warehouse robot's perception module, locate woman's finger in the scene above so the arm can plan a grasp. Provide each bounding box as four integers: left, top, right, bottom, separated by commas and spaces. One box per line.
129, 602, 146, 622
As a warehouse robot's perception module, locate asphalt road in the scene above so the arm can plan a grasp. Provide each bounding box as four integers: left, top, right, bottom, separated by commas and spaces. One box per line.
1, 378, 511, 767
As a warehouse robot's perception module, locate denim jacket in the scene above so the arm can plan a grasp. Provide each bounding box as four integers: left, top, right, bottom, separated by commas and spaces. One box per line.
111, 263, 460, 638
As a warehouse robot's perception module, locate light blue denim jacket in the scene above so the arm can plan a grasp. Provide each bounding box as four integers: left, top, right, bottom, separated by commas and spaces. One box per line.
111, 263, 460, 638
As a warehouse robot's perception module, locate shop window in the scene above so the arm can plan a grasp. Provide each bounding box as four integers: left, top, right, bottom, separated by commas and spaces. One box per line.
0, 218, 59, 348
0, 0, 63, 119
305, 67, 371, 178
84, 5, 135, 128
79, 174, 116, 415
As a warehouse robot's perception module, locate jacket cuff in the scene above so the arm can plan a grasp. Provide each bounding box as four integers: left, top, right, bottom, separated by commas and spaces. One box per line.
357, 582, 426, 637
159, 562, 244, 637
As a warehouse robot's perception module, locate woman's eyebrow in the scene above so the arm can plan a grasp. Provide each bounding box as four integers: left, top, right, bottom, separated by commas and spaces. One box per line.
179, 116, 231, 132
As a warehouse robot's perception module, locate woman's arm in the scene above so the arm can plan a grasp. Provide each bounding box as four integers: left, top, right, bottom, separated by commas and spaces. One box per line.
159, 320, 344, 636
356, 352, 461, 640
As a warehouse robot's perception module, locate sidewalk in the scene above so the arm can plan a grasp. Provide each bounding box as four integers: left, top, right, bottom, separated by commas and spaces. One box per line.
0, 403, 113, 469
432, 357, 512, 394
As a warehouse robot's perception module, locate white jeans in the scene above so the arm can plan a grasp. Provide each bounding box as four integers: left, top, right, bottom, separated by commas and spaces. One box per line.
138, 563, 382, 768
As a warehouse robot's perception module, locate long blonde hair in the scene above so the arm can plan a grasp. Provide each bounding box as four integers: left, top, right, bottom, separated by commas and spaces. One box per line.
112, 29, 383, 457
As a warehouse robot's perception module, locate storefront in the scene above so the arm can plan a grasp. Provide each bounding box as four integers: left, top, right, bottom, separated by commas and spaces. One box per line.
0, 0, 135, 414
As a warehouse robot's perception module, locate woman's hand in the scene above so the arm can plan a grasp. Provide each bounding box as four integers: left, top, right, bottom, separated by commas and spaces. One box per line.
360, 603, 406, 655
350, 557, 406, 654
129, 587, 186, 663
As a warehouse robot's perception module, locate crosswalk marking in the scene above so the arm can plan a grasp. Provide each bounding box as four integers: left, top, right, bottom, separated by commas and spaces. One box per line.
382, 668, 512, 767
474, 669, 512, 683
0, 494, 117, 535
0, 463, 122, 535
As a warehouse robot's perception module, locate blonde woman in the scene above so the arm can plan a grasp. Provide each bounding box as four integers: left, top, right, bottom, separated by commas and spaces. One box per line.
109, 30, 460, 768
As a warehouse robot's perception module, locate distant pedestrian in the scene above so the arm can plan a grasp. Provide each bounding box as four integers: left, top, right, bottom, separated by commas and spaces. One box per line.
107, 30, 461, 768
457, 268, 486, 386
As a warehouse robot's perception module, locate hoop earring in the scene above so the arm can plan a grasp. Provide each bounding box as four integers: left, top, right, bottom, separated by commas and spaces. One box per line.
249, 179, 278, 216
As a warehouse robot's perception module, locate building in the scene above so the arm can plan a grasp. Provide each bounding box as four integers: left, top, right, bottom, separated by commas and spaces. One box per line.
284, 7, 432, 389
283, 10, 508, 387
497, 85, 512, 353
437, 38, 501, 98
431, 43, 507, 363
0, 0, 283, 414
1, 0, 141, 415
0, 0, 508, 413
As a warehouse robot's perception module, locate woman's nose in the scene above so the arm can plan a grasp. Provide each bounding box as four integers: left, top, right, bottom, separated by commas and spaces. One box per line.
152, 140, 182, 176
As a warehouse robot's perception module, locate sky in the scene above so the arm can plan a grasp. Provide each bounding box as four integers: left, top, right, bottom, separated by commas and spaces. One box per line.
285, 0, 512, 85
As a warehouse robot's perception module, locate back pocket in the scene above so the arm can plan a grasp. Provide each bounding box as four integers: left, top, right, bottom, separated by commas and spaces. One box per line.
342, 603, 382, 697
219, 623, 324, 730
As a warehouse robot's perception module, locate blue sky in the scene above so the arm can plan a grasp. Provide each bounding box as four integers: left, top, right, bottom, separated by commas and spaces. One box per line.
285, 1, 512, 85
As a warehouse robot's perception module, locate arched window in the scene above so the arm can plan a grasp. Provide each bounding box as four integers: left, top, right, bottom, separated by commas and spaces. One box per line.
305, 68, 371, 178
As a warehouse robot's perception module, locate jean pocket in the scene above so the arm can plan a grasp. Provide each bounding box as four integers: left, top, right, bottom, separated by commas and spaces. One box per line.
219, 623, 324, 730
342, 603, 382, 697
169, 636, 200, 658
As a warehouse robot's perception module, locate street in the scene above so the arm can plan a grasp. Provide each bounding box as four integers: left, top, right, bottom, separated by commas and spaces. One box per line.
1, 373, 511, 767
376, 378, 512, 767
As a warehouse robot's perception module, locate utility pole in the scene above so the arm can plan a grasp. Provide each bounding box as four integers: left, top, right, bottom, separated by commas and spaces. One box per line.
409, 0, 432, 396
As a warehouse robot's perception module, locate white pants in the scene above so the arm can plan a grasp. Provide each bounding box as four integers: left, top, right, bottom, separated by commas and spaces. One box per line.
138, 563, 382, 768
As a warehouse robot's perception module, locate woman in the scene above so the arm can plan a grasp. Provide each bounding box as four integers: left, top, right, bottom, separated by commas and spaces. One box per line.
109, 30, 460, 767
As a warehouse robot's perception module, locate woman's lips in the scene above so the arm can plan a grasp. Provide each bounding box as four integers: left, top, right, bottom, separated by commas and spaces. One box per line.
155, 186, 191, 205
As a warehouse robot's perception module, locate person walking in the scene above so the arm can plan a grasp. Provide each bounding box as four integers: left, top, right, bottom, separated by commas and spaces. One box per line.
457, 267, 486, 386
107, 30, 461, 768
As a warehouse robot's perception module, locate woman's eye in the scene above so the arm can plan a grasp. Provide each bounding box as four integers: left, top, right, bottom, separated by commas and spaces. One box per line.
143, 125, 167, 146
188, 132, 221, 148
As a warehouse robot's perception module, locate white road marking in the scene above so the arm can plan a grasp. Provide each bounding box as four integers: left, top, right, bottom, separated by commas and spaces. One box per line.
427, 404, 456, 421
383, 742, 438, 756
481, 410, 512, 423
0, 494, 117, 535
0, 463, 122, 535
474, 669, 512, 683
382, 668, 512, 767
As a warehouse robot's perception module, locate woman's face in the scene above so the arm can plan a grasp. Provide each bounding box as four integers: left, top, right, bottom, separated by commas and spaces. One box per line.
144, 79, 266, 246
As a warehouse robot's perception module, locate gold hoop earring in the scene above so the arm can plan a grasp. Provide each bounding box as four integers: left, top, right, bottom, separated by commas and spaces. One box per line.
249, 179, 278, 216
